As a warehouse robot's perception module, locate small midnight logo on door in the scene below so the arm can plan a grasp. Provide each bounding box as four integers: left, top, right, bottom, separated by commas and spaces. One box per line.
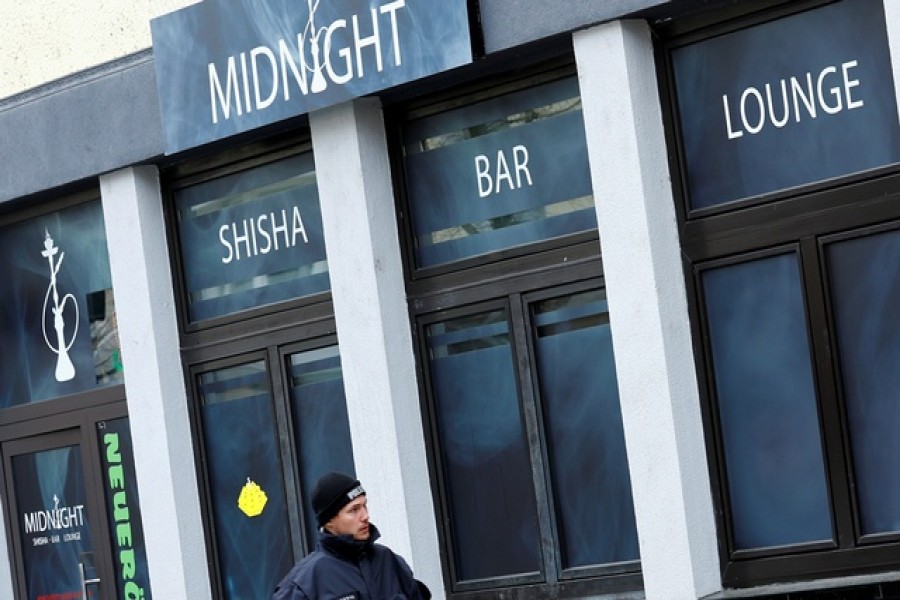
40, 230, 79, 382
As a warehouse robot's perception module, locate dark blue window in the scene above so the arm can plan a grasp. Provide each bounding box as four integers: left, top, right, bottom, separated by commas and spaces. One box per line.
174, 152, 330, 323
0, 200, 123, 407
287, 346, 356, 545
426, 310, 542, 581
198, 361, 293, 600
671, 0, 900, 210
424, 288, 639, 585
702, 253, 832, 550
533, 290, 639, 569
827, 228, 900, 536
12, 445, 94, 600
197, 349, 355, 598
403, 76, 596, 269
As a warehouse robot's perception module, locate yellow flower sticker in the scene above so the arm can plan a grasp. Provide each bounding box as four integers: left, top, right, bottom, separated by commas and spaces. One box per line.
238, 478, 268, 517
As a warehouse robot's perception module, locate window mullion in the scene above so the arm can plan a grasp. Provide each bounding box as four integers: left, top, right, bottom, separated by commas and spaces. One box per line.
508, 293, 559, 584
799, 236, 855, 549
268, 345, 305, 559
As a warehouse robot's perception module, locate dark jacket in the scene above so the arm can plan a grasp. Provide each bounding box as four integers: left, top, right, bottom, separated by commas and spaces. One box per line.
272, 524, 428, 600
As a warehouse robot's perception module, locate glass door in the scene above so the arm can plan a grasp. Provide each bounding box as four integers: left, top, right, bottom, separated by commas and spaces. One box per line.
1, 405, 151, 600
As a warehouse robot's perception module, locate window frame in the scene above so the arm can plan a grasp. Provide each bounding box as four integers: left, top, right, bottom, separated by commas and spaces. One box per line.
387, 58, 643, 598
413, 277, 643, 598
388, 57, 601, 288
0, 189, 124, 410
184, 329, 349, 599
163, 134, 357, 599
657, 0, 900, 586
163, 132, 333, 339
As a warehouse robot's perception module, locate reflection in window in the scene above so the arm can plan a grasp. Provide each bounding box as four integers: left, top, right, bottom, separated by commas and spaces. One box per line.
287, 346, 355, 546
175, 153, 330, 322
827, 228, 900, 536
87, 289, 123, 384
0, 200, 120, 407
403, 77, 596, 268
407, 98, 583, 153
533, 290, 639, 570
198, 361, 292, 599
426, 311, 542, 581
702, 254, 832, 550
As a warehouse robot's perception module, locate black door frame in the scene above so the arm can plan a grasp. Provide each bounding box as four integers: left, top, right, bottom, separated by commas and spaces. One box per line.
0, 391, 128, 600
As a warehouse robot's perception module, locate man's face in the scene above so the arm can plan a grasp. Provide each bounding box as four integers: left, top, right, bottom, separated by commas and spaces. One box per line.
325, 495, 370, 540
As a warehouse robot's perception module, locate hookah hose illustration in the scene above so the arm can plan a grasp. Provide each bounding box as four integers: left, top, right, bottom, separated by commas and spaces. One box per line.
305, 0, 328, 93
41, 231, 79, 382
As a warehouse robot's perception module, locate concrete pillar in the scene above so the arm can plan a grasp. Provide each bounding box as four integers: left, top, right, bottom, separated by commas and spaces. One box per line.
309, 99, 445, 598
574, 20, 721, 600
100, 166, 212, 600
885, 0, 900, 125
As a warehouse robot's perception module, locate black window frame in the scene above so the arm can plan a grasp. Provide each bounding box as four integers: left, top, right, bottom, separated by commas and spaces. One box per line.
184, 329, 345, 599
656, 0, 900, 588
0, 187, 135, 600
164, 132, 333, 340
386, 57, 644, 599
162, 134, 355, 599
0, 188, 125, 412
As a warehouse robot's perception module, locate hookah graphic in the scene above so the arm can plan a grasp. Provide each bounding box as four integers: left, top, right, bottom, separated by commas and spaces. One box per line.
305, 0, 328, 94
41, 230, 79, 382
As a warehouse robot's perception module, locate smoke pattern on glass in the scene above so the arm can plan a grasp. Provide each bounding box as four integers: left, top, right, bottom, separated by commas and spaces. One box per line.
152, 0, 472, 153
175, 152, 330, 323
287, 345, 355, 547
13, 445, 94, 600
672, 0, 900, 210
532, 290, 639, 569
702, 254, 833, 550
403, 76, 596, 269
426, 310, 542, 581
199, 361, 293, 599
826, 228, 900, 536
0, 200, 122, 408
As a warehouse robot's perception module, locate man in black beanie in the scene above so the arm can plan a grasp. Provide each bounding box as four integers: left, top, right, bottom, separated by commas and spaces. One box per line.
272, 471, 431, 600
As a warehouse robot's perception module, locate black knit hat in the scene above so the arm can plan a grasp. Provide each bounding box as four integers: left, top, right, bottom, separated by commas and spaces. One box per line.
312, 472, 365, 527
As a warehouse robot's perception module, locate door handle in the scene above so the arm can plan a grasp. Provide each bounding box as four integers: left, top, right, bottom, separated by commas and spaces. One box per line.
79, 560, 101, 599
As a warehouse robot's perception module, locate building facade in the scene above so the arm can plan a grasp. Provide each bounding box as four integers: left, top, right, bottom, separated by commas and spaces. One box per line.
1, 1, 899, 599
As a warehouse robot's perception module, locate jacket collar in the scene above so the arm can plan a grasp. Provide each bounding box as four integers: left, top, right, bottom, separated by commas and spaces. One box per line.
318, 523, 381, 561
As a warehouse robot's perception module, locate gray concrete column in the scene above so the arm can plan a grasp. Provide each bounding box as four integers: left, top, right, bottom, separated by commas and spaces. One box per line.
309, 99, 444, 598
885, 0, 900, 125
100, 166, 212, 600
574, 20, 721, 600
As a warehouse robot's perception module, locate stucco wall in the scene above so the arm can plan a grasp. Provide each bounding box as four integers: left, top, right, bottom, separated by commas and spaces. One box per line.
0, 0, 199, 99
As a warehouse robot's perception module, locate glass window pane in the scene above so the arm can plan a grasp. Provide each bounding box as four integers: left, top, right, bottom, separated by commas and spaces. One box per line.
702, 254, 832, 550
287, 346, 355, 546
533, 290, 639, 569
175, 152, 330, 322
0, 200, 123, 407
827, 228, 900, 535
403, 77, 596, 268
98, 417, 152, 600
198, 361, 292, 599
671, 0, 900, 210
13, 445, 94, 600
425, 311, 541, 581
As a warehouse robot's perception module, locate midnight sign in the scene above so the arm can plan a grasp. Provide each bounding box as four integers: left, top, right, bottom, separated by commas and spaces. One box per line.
152, 0, 472, 154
